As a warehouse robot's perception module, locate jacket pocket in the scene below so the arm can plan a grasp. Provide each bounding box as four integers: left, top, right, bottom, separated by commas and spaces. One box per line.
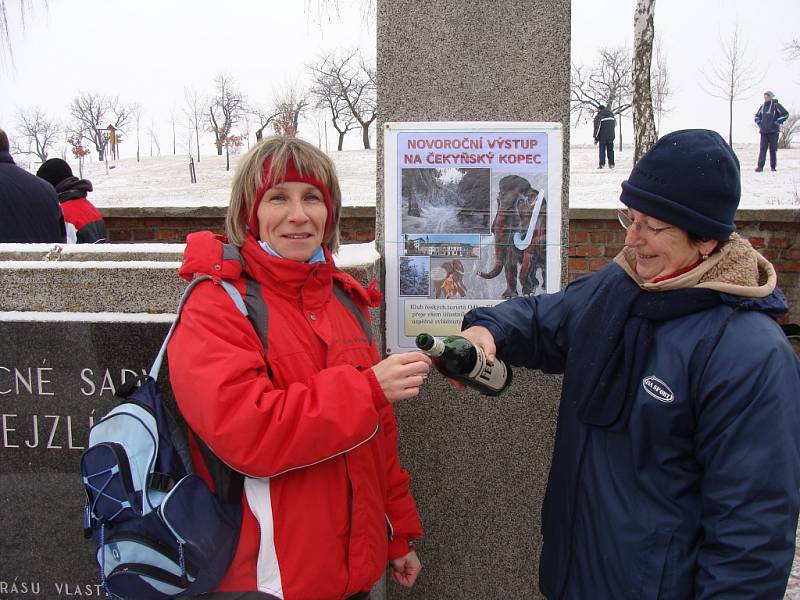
635, 529, 673, 600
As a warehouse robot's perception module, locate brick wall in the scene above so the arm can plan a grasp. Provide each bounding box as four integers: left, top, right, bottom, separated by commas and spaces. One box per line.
101, 207, 376, 245
569, 208, 800, 323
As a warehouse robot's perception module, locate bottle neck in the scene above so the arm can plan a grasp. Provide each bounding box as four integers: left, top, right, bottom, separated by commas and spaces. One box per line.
427, 337, 446, 357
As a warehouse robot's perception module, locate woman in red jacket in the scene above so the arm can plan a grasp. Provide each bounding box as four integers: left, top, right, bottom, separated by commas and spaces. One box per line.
168, 136, 429, 600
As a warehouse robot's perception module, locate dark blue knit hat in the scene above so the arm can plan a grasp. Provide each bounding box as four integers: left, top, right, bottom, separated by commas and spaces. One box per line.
619, 129, 740, 241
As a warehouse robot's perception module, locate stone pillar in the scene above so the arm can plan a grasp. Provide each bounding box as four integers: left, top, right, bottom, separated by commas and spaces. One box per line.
377, 2, 571, 599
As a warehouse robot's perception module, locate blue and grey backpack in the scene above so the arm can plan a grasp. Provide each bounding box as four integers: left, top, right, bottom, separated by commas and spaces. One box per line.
80, 275, 247, 600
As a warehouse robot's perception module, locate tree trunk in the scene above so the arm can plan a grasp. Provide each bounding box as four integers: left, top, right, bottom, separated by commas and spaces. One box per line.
225, 145, 230, 171
618, 117, 623, 152
195, 126, 200, 163
338, 131, 345, 151
633, 0, 658, 163
362, 124, 371, 149
728, 97, 733, 146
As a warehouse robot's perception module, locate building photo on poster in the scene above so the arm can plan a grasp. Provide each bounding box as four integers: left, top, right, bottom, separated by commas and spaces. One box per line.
384, 122, 563, 353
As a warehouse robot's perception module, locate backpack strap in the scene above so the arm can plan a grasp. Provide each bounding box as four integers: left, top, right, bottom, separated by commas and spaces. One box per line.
146, 243, 259, 505
243, 277, 269, 361
148, 276, 246, 380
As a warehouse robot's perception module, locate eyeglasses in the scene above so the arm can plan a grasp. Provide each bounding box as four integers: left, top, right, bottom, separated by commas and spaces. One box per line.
617, 209, 673, 237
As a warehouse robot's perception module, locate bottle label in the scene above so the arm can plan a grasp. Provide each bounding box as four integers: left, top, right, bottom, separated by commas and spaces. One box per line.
468, 347, 508, 392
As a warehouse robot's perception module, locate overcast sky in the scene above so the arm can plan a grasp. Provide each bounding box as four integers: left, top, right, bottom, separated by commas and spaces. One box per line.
570, 0, 799, 147
1, 0, 798, 161
0, 0, 376, 157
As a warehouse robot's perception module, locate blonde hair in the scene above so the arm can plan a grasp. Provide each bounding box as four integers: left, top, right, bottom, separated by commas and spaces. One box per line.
226, 136, 342, 252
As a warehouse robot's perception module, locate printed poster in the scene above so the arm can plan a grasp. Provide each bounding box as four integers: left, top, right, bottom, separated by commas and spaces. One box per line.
383, 122, 563, 353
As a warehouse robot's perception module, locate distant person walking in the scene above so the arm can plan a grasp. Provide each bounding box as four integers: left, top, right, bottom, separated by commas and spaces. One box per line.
754, 91, 789, 172
593, 104, 616, 169
37, 158, 107, 243
0, 127, 66, 243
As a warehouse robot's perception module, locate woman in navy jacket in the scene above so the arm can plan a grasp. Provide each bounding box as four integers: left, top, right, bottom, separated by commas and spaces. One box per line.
461, 129, 800, 599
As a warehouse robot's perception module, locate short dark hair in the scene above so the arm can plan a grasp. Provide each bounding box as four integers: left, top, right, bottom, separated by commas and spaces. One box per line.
0, 128, 9, 153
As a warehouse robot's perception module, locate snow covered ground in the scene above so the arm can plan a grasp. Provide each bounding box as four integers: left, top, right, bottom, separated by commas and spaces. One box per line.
569, 143, 800, 209
68, 144, 799, 210
79, 150, 377, 210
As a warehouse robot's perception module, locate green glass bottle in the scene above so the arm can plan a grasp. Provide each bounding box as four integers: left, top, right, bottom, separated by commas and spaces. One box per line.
415, 333, 512, 396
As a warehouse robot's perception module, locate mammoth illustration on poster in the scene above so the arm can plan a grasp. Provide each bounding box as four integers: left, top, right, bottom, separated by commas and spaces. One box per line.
480, 174, 547, 298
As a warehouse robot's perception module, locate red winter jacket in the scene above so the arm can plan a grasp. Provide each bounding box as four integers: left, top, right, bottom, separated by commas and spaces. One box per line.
60, 197, 106, 243
167, 232, 423, 600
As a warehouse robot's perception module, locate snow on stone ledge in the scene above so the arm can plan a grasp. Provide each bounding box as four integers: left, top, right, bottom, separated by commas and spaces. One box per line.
0, 311, 176, 322
0, 260, 182, 270
0, 243, 186, 254
333, 242, 380, 268
0, 241, 379, 269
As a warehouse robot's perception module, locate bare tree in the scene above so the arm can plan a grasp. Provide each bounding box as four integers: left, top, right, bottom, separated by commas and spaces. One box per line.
131, 103, 143, 163
148, 122, 160, 157
208, 73, 245, 170
699, 24, 764, 146
170, 108, 177, 155
252, 106, 279, 143
308, 49, 377, 149
571, 46, 633, 150
632, 0, 657, 162
13, 107, 61, 162
270, 85, 309, 138
651, 36, 672, 135
778, 111, 799, 149
69, 92, 131, 161
354, 55, 377, 149
0, 0, 37, 71
309, 56, 359, 150
242, 113, 251, 150
308, 0, 376, 27
783, 38, 800, 61
183, 87, 203, 163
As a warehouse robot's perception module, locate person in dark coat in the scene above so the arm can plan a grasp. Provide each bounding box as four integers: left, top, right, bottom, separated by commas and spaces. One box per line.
0, 127, 66, 243
36, 158, 107, 243
459, 129, 800, 599
754, 90, 789, 172
593, 104, 616, 169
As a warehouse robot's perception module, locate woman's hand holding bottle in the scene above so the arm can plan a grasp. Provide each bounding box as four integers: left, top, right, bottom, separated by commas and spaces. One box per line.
458, 326, 497, 363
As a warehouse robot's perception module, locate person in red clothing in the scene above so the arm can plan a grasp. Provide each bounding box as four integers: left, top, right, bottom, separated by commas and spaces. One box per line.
167, 136, 430, 600
36, 158, 107, 243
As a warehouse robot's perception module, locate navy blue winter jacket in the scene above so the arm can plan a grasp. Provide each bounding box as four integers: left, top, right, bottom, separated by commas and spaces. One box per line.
593, 107, 616, 142
755, 100, 789, 135
0, 151, 66, 243
463, 257, 800, 599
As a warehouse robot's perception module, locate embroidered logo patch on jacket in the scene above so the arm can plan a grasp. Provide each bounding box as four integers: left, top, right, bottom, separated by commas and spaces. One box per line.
642, 375, 675, 403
